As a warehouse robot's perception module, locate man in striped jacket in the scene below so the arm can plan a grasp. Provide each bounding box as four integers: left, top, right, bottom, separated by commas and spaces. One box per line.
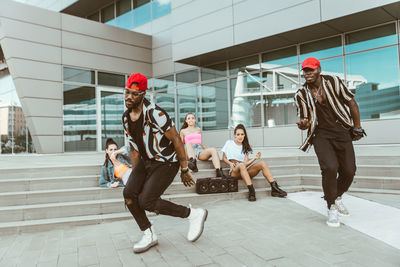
295, 57, 366, 227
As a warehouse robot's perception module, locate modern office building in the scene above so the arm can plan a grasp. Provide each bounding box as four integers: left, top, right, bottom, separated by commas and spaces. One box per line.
0, 0, 400, 153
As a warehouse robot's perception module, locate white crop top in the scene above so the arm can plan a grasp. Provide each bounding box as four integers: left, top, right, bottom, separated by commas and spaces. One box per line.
221, 140, 247, 162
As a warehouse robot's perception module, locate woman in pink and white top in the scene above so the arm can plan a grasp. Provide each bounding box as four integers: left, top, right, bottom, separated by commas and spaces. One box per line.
221, 124, 287, 201
180, 113, 226, 178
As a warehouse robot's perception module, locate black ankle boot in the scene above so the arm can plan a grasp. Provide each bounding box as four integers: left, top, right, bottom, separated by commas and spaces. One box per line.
188, 158, 198, 172
270, 181, 287, 197
247, 185, 256, 202
216, 168, 226, 178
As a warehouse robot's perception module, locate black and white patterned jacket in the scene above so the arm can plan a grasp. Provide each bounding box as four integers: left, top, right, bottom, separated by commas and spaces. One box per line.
122, 98, 177, 162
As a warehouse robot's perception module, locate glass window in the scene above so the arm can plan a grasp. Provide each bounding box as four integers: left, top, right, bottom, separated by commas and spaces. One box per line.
263, 95, 297, 127
319, 57, 344, 78
117, 0, 131, 16
98, 72, 125, 87
88, 11, 100, 22
152, 0, 171, 20
262, 46, 297, 69
63, 67, 95, 84
230, 74, 262, 128
201, 63, 227, 81
176, 70, 198, 87
100, 91, 125, 149
101, 3, 115, 23
133, 1, 151, 27
155, 89, 176, 124
300, 36, 342, 61
114, 10, 134, 30
345, 23, 397, 54
63, 85, 96, 152
346, 46, 400, 120
262, 66, 300, 93
229, 55, 259, 76
201, 80, 228, 130
177, 86, 200, 129
154, 75, 174, 90
134, 0, 150, 8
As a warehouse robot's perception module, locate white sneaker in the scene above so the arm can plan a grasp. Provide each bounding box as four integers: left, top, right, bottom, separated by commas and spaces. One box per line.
187, 206, 208, 242
133, 226, 158, 253
335, 196, 350, 216
326, 204, 340, 227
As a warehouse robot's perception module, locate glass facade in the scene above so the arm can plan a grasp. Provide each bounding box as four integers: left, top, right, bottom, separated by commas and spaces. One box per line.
90, 0, 171, 30
151, 22, 400, 132
0, 66, 35, 154
63, 67, 128, 152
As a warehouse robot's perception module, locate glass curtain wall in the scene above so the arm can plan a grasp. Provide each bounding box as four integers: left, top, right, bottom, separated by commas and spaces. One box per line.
151, 21, 400, 132
0, 67, 35, 154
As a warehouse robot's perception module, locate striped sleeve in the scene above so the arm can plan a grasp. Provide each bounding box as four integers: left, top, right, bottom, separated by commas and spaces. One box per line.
337, 76, 354, 102
150, 105, 174, 134
121, 113, 139, 152
294, 89, 308, 119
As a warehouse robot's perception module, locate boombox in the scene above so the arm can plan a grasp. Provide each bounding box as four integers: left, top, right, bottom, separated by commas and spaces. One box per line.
196, 177, 238, 194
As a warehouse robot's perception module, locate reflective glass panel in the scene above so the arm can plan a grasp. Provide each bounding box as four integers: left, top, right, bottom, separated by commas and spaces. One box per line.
229, 55, 259, 76
263, 94, 297, 127
230, 74, 262, 128
154, 75, 174, 90
177, 86, 199, 129
88, 11, 99, 22
345, 23, 397, 54
201, 80, 228, 130
0, 69, 35, 153
346, 46, 400, 120
152, 0, 171, 20
262, 46, 297, 69
133, 1, 151, 27
201, 63, 227, 81
176, 70, 198, 87
300, 36, 342, 61
63, 85, 96, 152
98, 72, 125, 87
117, 0, 131, 16
101, 91, 125, 149
155, 89, 176, 124
63, 67, 95, 84
262, 66, 300, 93
101, 3, 115, 23
113, 10, 134, 30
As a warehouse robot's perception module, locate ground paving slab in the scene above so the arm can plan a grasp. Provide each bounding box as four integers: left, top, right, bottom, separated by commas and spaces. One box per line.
0, 192, 399, 267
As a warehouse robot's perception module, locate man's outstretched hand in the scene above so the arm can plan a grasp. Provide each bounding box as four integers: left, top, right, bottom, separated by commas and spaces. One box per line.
296, 118, 311, 130
181, 171, 195, 187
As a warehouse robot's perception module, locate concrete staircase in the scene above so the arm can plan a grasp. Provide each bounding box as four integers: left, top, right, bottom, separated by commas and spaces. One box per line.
0, 148, 399, 234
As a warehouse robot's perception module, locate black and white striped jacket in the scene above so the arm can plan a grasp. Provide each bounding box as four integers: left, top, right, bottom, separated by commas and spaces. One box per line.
294, 75, 355, 152
122, 98, 177, 162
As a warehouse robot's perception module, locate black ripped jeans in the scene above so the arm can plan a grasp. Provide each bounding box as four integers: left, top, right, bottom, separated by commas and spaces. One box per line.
313, 126, 356, 209
123, 159, 190, 231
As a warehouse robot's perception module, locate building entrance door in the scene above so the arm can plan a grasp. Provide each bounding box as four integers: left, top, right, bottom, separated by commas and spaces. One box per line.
96, 87, 126, 151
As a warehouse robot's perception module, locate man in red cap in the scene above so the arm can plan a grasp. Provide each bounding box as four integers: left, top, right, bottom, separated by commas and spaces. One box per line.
121, 73, 207, 253
295, 57, 366, 227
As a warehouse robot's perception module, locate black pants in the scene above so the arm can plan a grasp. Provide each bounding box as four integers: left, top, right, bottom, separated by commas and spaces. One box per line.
313, 127, 356, 208
123, 159, 190, 231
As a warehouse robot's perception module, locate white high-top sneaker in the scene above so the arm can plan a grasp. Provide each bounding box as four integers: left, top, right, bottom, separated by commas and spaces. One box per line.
326, 204, 340, 227
335, 196, 350, 216
187, 206, 208, 242
133, 226, 158, 253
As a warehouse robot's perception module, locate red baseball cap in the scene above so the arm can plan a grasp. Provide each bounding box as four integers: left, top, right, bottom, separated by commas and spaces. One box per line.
301, 57, 321, 70
126, 73, 148, 91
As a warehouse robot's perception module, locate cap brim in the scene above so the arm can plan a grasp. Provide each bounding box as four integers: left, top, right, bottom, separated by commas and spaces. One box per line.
301, 65, 319, 70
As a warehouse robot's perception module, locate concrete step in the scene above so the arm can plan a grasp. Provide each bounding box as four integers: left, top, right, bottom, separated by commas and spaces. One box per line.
0, 165, 101, 179
0, 175, 100, 193
0, 187, 124, 206
300, 164, 400, 177
0, 199, 127, 223
301, 175, 400, 190
0, 186, 303, 235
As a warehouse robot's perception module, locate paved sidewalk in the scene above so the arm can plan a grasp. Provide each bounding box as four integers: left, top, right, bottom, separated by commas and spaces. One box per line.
0, 195, 399, 267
